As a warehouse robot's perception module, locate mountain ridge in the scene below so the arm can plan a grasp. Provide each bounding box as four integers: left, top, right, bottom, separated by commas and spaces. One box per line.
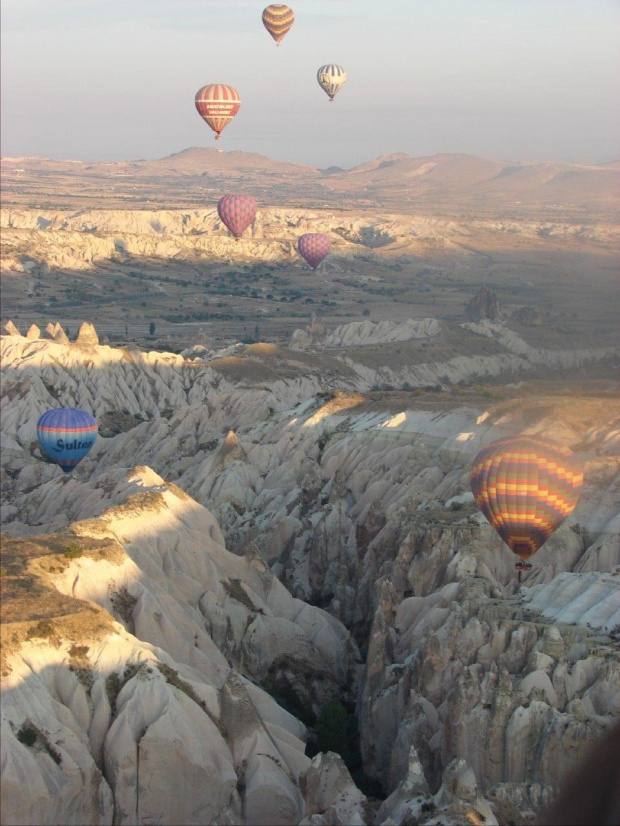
2, 148, 618, 216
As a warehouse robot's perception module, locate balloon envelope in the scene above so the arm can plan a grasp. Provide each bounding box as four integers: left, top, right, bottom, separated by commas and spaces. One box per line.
262, 4, 295, 44
37, 408, 98, 473
217, 194, 258, 239
470, 436, 583, 562
195, 85, 241, 140
298, 233, 331, 269
317, 64, 347, 100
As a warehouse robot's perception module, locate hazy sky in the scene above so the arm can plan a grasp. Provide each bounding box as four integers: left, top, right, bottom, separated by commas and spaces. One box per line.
2, 0, 618, 167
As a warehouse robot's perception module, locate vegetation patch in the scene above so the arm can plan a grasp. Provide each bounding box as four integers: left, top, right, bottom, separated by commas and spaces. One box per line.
222, 579, 264, 614
105, 662, 142, 716
63, 544, 83, 559
68, 643, 93, 688
16, 721, 62, 765
110, 587, 138, 624
315, 699, 349, 757
156, 662, 226, 736
26, 620, 56, 640
262, 675, 314, 728
107, 491, 167, 519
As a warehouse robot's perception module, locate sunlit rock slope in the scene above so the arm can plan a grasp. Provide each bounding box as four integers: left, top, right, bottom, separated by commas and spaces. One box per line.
1, 468, 363, 826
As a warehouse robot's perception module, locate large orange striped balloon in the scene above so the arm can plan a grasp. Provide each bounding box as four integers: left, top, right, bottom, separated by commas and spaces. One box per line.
262, 4, 295, 45
195, 84, 241, 140
470, 436, 583, 563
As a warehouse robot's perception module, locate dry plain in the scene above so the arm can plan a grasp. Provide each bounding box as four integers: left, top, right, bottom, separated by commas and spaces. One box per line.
2, 148, 618, 355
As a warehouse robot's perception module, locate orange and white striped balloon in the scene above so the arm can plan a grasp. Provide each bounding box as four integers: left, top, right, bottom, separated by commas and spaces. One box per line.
195, 84, 241, 140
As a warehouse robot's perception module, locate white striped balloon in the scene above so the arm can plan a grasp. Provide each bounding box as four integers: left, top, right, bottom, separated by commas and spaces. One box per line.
317, 64, 347, 101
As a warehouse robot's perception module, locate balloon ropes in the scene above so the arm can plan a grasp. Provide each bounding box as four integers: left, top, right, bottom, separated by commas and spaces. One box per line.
37, 408, 98, 473
298, 233, 331, 270
470, 436, 583, 573
317, 65, 347, 101
262, 4, 295, 46
217, 194, 258, 240
195, 84, 241, 140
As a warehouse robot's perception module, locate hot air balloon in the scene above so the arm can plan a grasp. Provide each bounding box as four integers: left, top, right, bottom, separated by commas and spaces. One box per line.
317, 65, 347, 101
470, 436, 583, 572
217, 194, 258, 240
262, 4, 295, 45
37, 408, 98, 473
195, 84, 241, 140
298, 233, 331, 270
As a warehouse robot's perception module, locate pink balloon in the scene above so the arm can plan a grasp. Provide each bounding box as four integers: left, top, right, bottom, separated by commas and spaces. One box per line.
217, 194, 258, 239
297, 233, 331, 270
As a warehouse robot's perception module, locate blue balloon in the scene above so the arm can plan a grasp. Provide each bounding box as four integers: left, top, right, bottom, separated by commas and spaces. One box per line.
36, 408, 98, 473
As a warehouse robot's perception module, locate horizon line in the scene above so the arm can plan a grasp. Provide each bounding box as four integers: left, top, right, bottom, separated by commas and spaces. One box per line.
1, 146, 618, 171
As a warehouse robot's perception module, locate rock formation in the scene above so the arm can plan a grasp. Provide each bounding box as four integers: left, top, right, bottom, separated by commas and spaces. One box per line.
4, 320, 21, 336
291, 318, 441, 351
0, 468, 362, 826
464, 286, 500, 322
511, 306, 544, 326
45, 322, 70, 345
1, 327, 618, 825
76, 321, 100, 347
2, 207, 618, 274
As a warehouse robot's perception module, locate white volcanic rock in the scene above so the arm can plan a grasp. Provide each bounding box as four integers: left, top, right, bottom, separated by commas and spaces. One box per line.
2, 334, 618, 619
0, 470, 364, 825
0, 628, 316, 826
300, 752, 366, 826
37, 468, 359, 701
291, 318, 441, 351
2, 329, 619, 825
462, 320, 617, 369
45, 322, 70, 345
433, 759, 498, 824
76, 322, 99, 347
359, 575, 619, 800
376, 744, 432, 825
4, 320, 21, 336
3, 207, 618, 274
520, 572, 620, 634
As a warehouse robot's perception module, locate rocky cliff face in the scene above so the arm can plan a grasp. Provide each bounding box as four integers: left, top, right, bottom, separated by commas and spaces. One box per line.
359, 575, 619, 793
1, 468, 364, 826
2, 207, 618, 273
1, 326, 619, 825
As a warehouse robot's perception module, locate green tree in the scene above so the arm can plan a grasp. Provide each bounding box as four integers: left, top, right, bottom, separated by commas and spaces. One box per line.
316, 700, 348, 758
254, 324, 261, 341
149, 321, 156, 336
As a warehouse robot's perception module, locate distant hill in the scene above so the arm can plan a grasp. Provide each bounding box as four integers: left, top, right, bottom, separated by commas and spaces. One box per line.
328, 152, 620, 210
1, 148, 618, 216
138, 147, 317, 176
